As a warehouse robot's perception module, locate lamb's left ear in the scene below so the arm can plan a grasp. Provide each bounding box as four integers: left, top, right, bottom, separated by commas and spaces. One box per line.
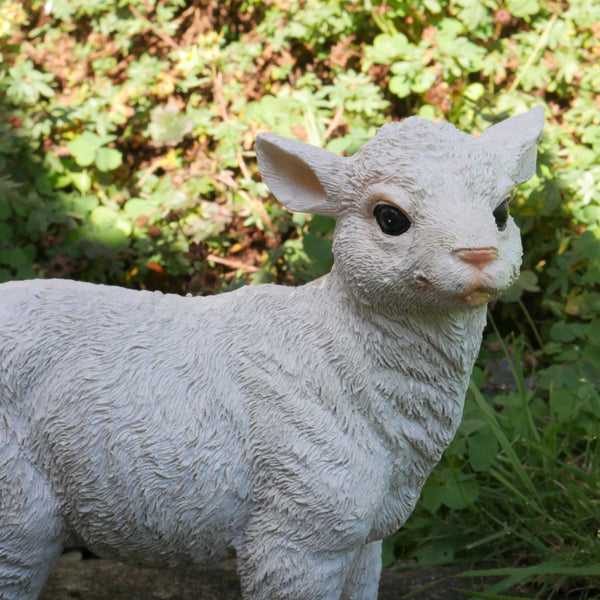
255, 132, 347, 216
476, 106, 544, 185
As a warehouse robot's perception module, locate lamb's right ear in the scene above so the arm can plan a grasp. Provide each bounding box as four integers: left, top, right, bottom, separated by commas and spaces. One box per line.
255, 132, 347, 216
476, 106, 544, 185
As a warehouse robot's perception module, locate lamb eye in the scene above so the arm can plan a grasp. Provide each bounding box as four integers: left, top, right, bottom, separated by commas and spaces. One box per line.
373, 204, 411, 236
493, 200, 510, 231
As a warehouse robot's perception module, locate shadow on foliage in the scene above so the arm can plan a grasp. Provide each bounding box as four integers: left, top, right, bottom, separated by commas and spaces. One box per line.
0, 94, 194, 292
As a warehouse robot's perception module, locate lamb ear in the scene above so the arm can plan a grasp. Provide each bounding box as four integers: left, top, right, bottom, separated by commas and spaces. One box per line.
255, 132, 347, 216
476, 106, 544, 185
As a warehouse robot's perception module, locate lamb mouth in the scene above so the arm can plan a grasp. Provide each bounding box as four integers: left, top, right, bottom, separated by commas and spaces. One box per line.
461, 286, 500, 307
414, 274, 500, 306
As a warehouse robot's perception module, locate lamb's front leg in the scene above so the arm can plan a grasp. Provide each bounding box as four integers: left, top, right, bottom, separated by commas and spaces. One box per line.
238, 516, 367, 600
340, 540, 382, 600
0, 426, 64, 600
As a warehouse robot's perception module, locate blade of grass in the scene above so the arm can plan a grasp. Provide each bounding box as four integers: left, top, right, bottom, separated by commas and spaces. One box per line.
453, 589, 533, 600
508, 13, 558, 93
463, 529, 512, 551
468, 381, 541, 503
460, 561, 600, 595
517, 298, 544, 350
486, 312, 540, 444
476, 509, 551, 557
485, 467, 544, 515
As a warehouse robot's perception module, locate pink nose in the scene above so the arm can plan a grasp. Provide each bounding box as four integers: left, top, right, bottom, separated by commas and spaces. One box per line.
454, 247, 499, 269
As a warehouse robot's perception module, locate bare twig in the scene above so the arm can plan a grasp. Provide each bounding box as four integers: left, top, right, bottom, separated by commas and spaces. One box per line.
207, 254, 260, 273
136, 156, 165, 190
509, 13, 558, 94
213, 71, 253, 182
325, 105, 345, 140
129, 5, 181, 51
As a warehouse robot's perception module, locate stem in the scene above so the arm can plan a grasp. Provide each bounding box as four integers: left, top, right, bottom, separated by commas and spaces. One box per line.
517, 297, 544, 349
508, 13, 558, 94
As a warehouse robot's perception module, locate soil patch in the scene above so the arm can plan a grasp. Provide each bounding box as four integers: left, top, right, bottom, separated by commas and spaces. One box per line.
40, 553, 502, 599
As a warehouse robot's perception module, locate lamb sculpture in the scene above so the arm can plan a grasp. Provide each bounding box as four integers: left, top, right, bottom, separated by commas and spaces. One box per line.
0, 107, 543, 600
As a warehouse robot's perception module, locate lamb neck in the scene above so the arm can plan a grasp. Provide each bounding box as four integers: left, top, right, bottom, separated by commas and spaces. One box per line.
318, 271, 488, 536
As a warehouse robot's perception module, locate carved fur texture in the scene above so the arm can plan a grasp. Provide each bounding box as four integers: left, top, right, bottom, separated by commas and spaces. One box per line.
0, 108, 543, 600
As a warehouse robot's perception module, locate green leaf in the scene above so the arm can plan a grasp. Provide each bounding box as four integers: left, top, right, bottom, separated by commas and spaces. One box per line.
381, 537, 395, 568
303, 234, 332, 263
422, 481, 444, 513
463, 82, 485, 102
506, 0, 541, 17
67, 134, 99, 167
0, 223, 12, 240
412, 69, 437, 93
0, 245, 35, 269
454, 0, 493, 32
468, 430, 499, 472
0, 248, 26, 268
148, 103, 194, 147
125, 198, 155, 220
94, 226, 128, 248
573, 230, 600, 260
6, 61, 55, 104
550, 388, 579, 421
415, 542, 455, 565
95, 147, 123, 172
550, 321, 587, 342
423, 0, 442, 13
368, 33, 410, 64
16, 264, 36, 279
417, 105, 437, 120
69, 195, 99, 215
538, 364, 580, 391
307, 215, 335, 235
0, 200, 11, 220
441, 476, 479, 509
500, 270, 539, 302
67, 132, 117, 167
90, 206, 117, 229
389, 74, 412, 98
518, 270, 540, 292
69, 170, 92, 194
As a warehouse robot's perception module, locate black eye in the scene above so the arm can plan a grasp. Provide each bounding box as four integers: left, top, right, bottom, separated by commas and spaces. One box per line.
493, 200, 510, 231
373, 204, 411, 236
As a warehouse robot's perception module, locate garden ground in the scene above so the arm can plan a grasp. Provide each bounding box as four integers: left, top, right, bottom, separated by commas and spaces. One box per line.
41, 551, 581, 600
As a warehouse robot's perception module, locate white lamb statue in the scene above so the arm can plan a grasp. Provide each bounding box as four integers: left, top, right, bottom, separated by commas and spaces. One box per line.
0, 107, 543, 600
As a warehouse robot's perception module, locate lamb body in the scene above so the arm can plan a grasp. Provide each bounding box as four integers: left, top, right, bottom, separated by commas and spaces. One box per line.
0, 108, 543, 600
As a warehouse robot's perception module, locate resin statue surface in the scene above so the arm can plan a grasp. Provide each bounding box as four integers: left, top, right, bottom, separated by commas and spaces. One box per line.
0, 107, 543, 600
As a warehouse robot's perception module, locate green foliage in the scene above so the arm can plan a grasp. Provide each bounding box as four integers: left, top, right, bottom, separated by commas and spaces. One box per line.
393, 326, 600, 597
1, 0, 599, 595
5, 60, 55, 104
0, 0, 392, 289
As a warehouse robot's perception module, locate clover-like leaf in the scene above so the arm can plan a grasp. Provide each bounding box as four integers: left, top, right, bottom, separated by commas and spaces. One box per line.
67, 132, 119, 169
148, 103, 194, 147
95, 147, 123, 172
